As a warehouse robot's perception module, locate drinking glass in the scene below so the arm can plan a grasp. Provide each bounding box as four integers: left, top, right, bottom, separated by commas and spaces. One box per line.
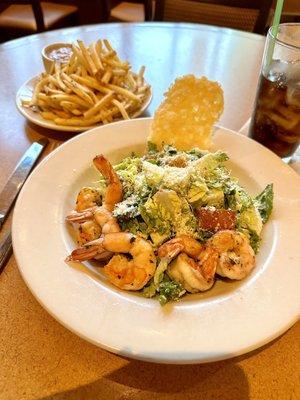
249, 23, 300, 161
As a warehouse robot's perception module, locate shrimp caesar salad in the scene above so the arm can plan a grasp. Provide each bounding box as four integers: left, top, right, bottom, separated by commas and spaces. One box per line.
66, 75, 274, 305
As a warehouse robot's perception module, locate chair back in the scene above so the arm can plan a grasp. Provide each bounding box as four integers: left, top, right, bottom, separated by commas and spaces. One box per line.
154, 0, 273, 34
0, 0, 45, 31
104, 0, 153, 21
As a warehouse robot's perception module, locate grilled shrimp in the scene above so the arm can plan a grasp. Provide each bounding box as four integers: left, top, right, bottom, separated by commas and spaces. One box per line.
206, 230, 255, 280
67, 154, 123, 242
158, 235, 217, 292
158, 235, 203, 260
66, 206, 120, 235
93, 154, 123, 212
168, 248, 218, 292
72, 186, 103, 244
75, 187, 101, 212
76, 220, 102, 246
68, 232, 156, 290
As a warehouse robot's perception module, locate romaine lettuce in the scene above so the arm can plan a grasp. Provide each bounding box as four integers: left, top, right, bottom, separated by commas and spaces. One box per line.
254, 184, 274, 223
140, 189, 197, 239
141, 273, 186, 306
237, 205, 263, 236
114, 156, 144, 198
193, 150, 229, 179
158, 274, 186, 305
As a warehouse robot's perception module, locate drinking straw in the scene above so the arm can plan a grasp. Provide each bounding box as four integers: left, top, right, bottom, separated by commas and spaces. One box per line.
266, 0, 285, 69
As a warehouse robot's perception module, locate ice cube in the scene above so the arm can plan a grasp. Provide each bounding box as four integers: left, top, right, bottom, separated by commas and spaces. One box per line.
268, 59, 288, 84
286, 82, 300, 108
285, 60, 300, 82
270, 59, 288, 74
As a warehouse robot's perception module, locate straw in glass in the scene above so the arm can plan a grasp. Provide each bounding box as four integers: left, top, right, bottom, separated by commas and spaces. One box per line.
266, 0, 285, 70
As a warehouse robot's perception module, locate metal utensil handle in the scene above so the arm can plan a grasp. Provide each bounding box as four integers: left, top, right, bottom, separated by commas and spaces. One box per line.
0, 231, 12, 274
0, 138, 49, 229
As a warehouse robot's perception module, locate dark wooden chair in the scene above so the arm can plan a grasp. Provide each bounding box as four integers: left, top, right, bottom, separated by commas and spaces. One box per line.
106, 0, 153, 22
0, 0, 78, 41
279, 0, 300, 23
153, 0, 273, 34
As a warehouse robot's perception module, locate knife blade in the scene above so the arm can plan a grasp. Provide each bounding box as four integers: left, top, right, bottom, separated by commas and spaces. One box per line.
0, 138, 49, 229
0, 231, 12, 274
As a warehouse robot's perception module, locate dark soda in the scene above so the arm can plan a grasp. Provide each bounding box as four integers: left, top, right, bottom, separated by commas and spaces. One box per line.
249, 61, 300, 158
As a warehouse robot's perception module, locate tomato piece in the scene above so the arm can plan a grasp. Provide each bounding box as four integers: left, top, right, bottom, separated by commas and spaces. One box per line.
196, 207, 236, 232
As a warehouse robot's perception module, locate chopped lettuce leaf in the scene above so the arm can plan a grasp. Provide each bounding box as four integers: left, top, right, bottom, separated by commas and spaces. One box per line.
199, 187, 224, 208
254, 184, 274, 223
143, 144, 207, 167
161, 166, 190, 194
224, 184, 237, 210
205, 166, 231, 190
158, 274, 186, 306
141, 273, 186, 305
149, 231, 169, 247
154, 259, 169, 286
223, 181, 263, 237
140, 189, 197, 239
193, 151, 229, 179
249, 230, 261, 253
114, 157, 143, 198
223, 180, 265, 236
142, 278, 157, 298
237, 205, 263, 236
237, 227, 261, 253
186, 148, 209, 160
142, 161, 165, 188
113, 195, 141, 221
119, 217, 149, 238
223, 180, 253, 212
141, 149, 229, 200
234, 187, 252, 211
142, 161, 190, 194
94, 179, 107, 198
187, 176, 208, 203
177, 198, 198, 236
140, 190, 176, 237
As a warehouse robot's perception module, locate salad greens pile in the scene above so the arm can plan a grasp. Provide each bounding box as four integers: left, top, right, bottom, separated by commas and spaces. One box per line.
99, 143, 273, 304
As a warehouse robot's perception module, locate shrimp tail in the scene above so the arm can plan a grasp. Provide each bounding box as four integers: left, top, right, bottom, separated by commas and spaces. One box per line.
66, 207, 96, 223
67, 238, 105, 261
157, 235, 203, 261
158, 242, 184, 261
93, 155, 123, 211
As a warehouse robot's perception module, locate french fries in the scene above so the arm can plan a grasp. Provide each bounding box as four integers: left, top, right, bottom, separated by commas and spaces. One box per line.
24, 39, 150, 127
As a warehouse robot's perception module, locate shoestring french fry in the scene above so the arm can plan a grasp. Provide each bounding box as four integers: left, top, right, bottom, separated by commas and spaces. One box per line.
112, 99, 130, 120
84, 92, 114, 119
23, 38, 150, 127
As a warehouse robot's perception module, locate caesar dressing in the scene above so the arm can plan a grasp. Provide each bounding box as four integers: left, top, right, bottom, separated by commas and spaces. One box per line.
47, 46, 72, 63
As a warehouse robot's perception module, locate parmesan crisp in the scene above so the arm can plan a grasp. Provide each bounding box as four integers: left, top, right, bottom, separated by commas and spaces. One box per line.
149, 75, 224, 150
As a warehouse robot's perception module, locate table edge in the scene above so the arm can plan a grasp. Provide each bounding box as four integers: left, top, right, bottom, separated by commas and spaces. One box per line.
0, 22, 265, 52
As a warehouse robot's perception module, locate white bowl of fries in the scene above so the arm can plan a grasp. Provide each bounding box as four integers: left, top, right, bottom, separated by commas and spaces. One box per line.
16, 38, 152, 132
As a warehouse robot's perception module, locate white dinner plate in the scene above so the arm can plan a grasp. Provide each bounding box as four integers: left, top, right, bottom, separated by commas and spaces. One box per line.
12, 118, 300, 364
15, 75, 152, 132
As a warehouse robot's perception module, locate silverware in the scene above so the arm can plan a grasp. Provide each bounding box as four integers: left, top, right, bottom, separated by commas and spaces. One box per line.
0, 231, 12, 274
0, 138, 49, 274
0, 138, 49, 229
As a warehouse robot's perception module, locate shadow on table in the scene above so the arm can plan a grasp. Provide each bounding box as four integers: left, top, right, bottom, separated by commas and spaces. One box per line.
25, 121, 78, 143
24, 110, 153, 144
41, 333, 289, 400
41, 356, 250, 400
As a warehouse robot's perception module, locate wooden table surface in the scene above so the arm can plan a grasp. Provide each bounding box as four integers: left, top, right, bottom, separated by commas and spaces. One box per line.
0, 23, 299, 400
